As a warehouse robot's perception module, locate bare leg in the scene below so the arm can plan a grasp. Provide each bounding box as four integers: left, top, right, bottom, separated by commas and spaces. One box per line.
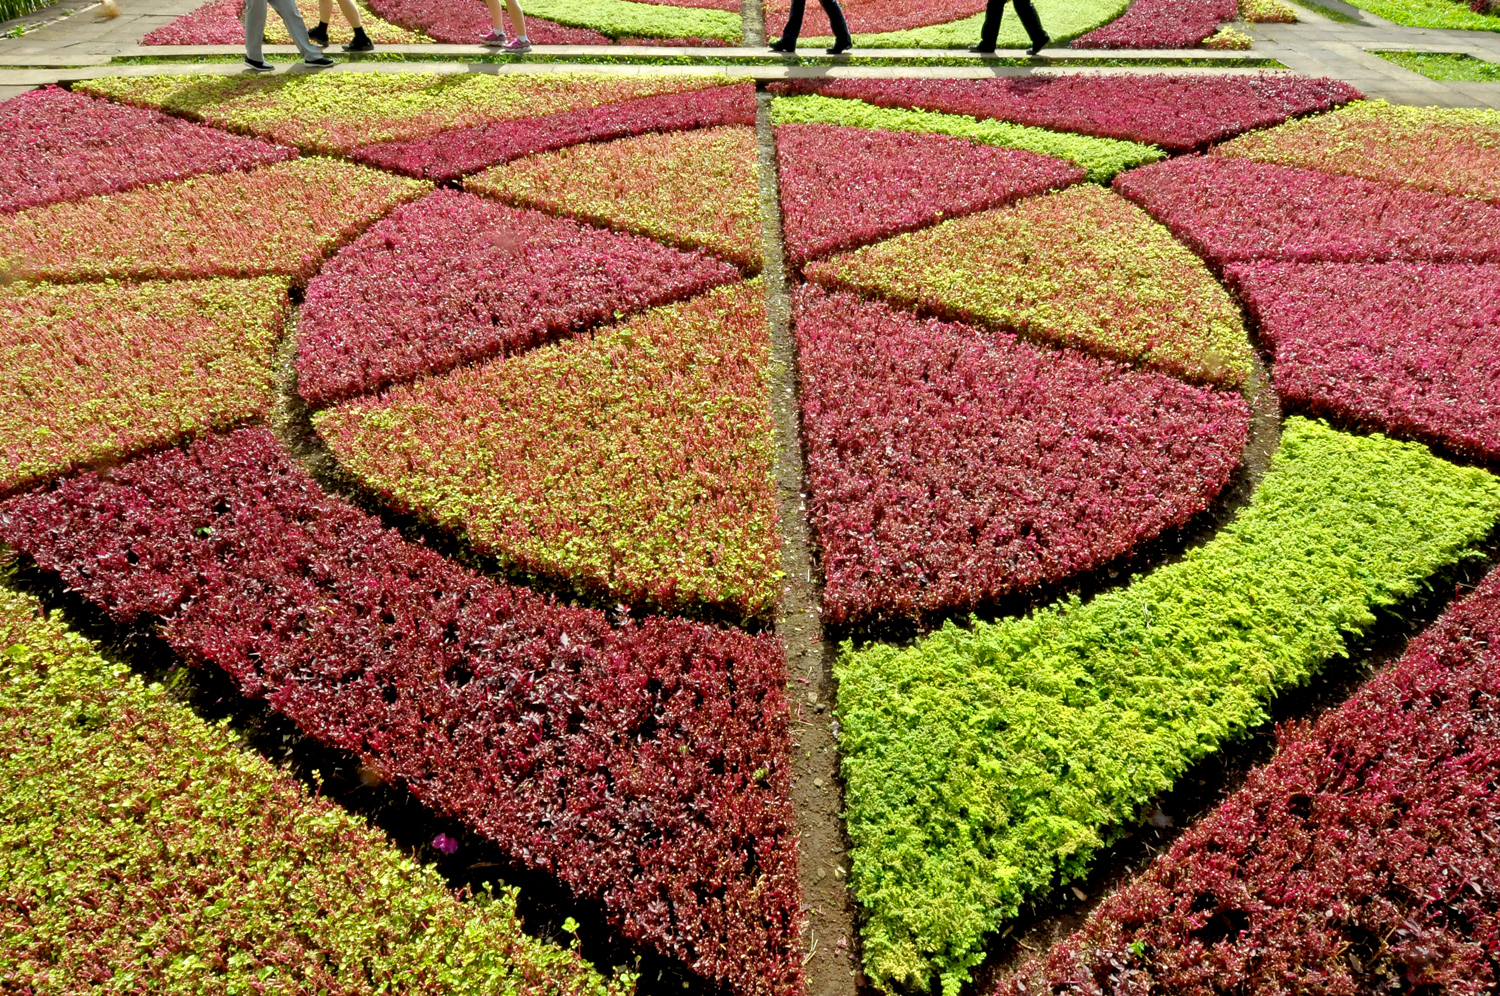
336, 0, 363, 28
318, 0, 331, 22
505, 0, 526, 38
484, 0, 505, 31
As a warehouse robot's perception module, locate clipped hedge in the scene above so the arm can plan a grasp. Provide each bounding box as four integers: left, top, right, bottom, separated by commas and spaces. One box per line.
836, 418, 1500, 996
0, 582, 628, 996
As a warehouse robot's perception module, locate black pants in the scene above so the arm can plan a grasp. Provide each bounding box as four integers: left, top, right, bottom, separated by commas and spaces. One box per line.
777, 0, 850, 44
978, 0, 1046, 46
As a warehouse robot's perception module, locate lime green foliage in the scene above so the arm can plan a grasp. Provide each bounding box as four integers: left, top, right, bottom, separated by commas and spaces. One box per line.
1376, 49, 1500, 81
467, 126, 763, 268
0, 581, 631, 995
1340, 0, 1500, 27
313, 281, 782, 619
1215, 99, 1500, 204
0, 279, 286, 494
75, 72, 733, 155
801, 0, 1128, 47
837, 418, 1500, 996
770, 95, 1160, 182
804, 183, 1253, 387
525, 0, 742, 38
1203, 24, 1255, 45
1242, 0, 1298, 20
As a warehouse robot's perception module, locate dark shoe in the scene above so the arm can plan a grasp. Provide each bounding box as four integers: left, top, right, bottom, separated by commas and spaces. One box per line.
967, 43, 996, 53
1026, 32, 1050, 55
243, 56, 274, 71
769, 37, 795, 52
307, 21, 329, 46
343, 27, 374, 50
826, 36, 852, 54
303, 54, 335, 66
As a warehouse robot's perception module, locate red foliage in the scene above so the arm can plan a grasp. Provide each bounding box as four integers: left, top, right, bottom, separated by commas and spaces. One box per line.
0, 427, 802, 996
774, 124, 1083, 266
999, 565, 1500, 995
1227, 262, 1500, 462
763, 0, 984, 36
1114, 156, 1500, 266
1072, 0, 1236, 47
794, 287, 1250, 626
0, 85, 293, 213
294, 189, 741, 406
768, 75, 1362, 154
353, 0, 609, 42
353, 83, 755, 181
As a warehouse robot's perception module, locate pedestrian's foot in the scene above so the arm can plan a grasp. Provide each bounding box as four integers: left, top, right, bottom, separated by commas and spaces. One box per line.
967, 42, 995, 52
343, 28, 374, 50
303, 54, 335, 66
307, 21, 329, 45
768, 37, 795, 52
481, 28, 507, 44
503, 35, 531, 52
826, 36, 852, 54
243, 56, 274, 71
1026, 32, 1050, 55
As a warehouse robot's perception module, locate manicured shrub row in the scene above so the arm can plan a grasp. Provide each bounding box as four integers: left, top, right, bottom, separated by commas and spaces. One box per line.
763, 0, 984, 34
75, 72, 730, 157
365, 0, 610, 42
774, 123, 1084, 266
1227, 262, 1500, 462
352, 82, 756, 181
768, 75, 1360, 153
0, 278, 287, 494
804, 184, 1254, 387
1114, 156, 1500, 266
142, 0, 424, 45
315, 281, 780, 618
1213, 100, 1500, 205
794, 287, 1250, 626
0, 582, 627, 996
0, 85, 294, 214
1000, 564, 1500, 996
770, 94, 1161, 183
834, 417, 1500, 996
0, 158, 428, 284
1071, 0, 1235, 47
468, 125, 763, 269
1241, 0, 1298, 20
521, 0, 743, 39
793, 0, 1128, 49
0, 426, 801, 996
295, 189, 740, 406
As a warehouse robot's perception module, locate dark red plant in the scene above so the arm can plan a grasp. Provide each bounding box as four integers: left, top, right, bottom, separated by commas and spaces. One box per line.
1072, 0, 1236, 48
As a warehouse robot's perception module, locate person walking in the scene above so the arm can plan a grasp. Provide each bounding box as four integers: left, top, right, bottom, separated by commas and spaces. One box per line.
243, 0, 336, 70
307, 0, 375, 52
480, 0, 532, 51
968, 0, 1049, 55
768, 0, 853, 54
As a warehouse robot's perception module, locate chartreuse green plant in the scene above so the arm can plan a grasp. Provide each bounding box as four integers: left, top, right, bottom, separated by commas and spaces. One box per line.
770, 95, 1160, 182
1337, 0, 1500, 29
524, 0, 742, 38
0, 580, 631, 995
836, 417, 1500, 996
799, 0, 1128, 47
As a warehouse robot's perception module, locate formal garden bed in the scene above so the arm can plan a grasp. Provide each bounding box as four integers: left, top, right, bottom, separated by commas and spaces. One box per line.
3, 71, 1500, 996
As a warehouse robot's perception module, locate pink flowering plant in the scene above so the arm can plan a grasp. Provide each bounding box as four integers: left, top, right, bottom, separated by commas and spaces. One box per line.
1072, 0, 1236, 47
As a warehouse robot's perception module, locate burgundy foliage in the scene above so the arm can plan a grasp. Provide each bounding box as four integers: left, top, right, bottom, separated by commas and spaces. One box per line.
142, 0, 251, 44
0, 85, 293, 213
354, 83, 755, 181
359, 0, 608, 42
1072, 0, 1236, 47
1114, 156, 1500, 266
1000, 565, 1500, 995
0, 427, 801, 996
294, 189, 741, 406
794, 288, 1250, 626
774, 124, 1084, 266
1227, 262, 1500, 463
767, 75, 1362, 154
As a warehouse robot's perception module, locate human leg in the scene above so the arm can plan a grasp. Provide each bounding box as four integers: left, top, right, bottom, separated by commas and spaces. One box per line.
818, 0, 852, 51
243, 0, 269, 62
971, 0, 1007, 50
1011, 0, 1049, 51
266, 0, 326, 60
771, 0, 806, 50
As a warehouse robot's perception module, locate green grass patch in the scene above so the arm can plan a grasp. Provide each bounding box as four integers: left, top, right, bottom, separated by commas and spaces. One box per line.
1291, 0, 1364, 20
524, 0, 743, 39
836, 417, 1500, 996
1375, 48, 1500, 80
1341, 0, 1500, 29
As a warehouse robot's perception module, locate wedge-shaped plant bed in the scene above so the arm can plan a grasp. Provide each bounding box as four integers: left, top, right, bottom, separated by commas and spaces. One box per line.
0, 583, 626, 996
1213, 100, 1500, 205
1114, 156, 1500, 266
1073, 0, 1236, 47
793, 0, 1128, 49
1000, 564, 1500, 995
362, 0, 609, 42
0, 278, 287, 494
315, 282, 780, 619
0, 158, 428, 284
75, 72, 732, 157
835, 417, 1500, 996
1227, 262, 1500, 462
775, 124, 1084, 266
507, 0, 742, 38
142, 0, 426, 44
769, 76, 1361, 154
0, 85, 294, 214
468, 126, 762, 269
354, 82, 756, 181
804, 183, 1253, 387
796, 288, 1250, 627
0, 427, 801, 996
295, 189, 740, 406
770, 95, 1160, 183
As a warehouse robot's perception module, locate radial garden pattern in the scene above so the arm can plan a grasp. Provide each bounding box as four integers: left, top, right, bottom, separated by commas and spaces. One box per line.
3, 76, 1500, 996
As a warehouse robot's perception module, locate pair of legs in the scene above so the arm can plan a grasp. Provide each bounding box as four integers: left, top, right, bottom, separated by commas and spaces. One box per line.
973, 0, 1049, 52
309, 0, 373, 49
243, 0, 325, 62
484, 0, 529, 42
771, 0, 852, 52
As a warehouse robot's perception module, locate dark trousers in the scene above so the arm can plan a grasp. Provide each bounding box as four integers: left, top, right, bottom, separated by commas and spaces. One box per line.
777, 0, 851, 44
978, 0, 1046, 46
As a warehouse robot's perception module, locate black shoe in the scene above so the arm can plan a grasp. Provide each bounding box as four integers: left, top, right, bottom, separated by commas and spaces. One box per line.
1026, 32, 1050, 55
303, 54, 335, 66
967, 43, 995, 53
343, 27, 373, 50
826, 36, 852, 54
307, 21, 329, 46
243, 56, 274, 71
769, 37, 795, 52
